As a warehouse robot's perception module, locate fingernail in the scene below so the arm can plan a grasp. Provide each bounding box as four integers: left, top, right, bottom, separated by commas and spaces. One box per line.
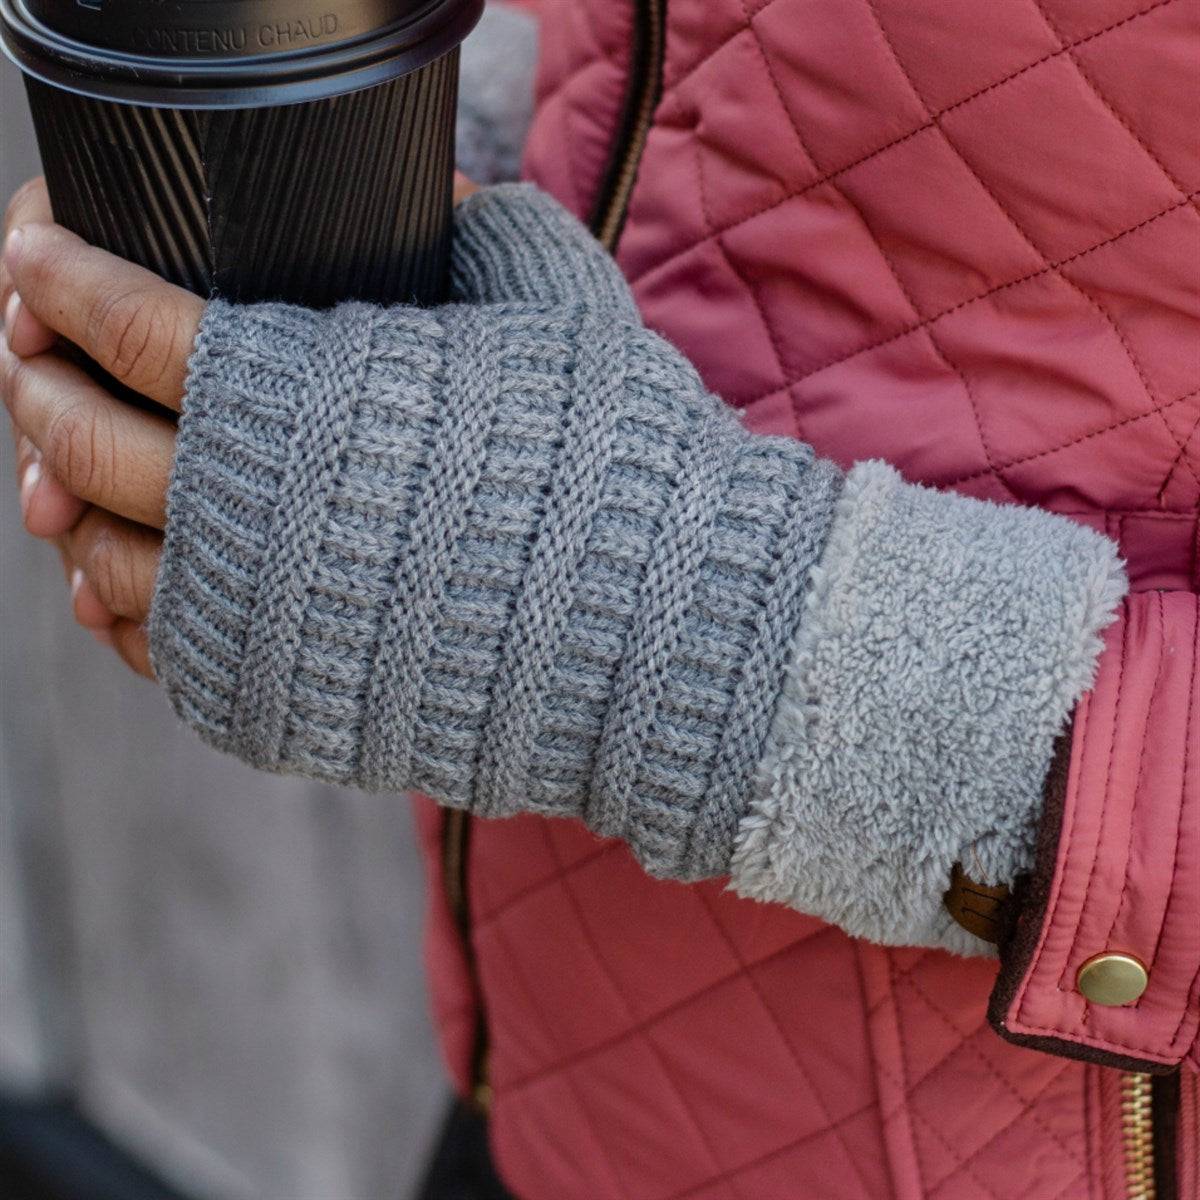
3, 290, 18, 335
19, 458, 40, 515
91, 628, 114, 647
4, 227, 23, 267
71, 566, 85, 600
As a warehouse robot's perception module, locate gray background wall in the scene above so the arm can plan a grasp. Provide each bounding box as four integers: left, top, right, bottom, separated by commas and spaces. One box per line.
0, 57, 446, 1200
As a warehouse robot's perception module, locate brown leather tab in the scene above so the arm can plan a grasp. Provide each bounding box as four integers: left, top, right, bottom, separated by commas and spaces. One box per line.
943, 862, 1012, 944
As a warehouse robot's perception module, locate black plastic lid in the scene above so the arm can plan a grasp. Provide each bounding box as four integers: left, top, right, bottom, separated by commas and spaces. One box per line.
0, 0, 482, 107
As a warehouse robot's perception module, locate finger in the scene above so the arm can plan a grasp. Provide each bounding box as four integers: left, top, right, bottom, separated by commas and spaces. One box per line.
70, 566, 118, 630
3, 220, 202, 410
454, 172, 480, 206
59, 535, 117, 627
3, 177, 51, 238
64, 507, 161, 623
110, 618, 155, 680
2, 339, 175, 529
5, 291, 56, 359
15, 421, 89, 539
18, 453, 90, 538
1, 177, 51, 307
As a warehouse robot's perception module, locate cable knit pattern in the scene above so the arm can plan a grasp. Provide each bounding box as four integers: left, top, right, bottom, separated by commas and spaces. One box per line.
151, 185, 842, 881
150, 184, 1126, 940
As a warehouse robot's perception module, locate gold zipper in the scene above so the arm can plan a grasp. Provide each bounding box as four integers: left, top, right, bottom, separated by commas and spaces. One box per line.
592, 0, 667, 252
1121, 1072, 1157, 1199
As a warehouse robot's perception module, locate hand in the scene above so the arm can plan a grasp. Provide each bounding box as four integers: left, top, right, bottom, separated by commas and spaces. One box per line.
2, 170, 479, 679
2, 176, 203, 678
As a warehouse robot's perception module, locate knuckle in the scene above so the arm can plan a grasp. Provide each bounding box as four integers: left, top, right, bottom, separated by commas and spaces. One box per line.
42, 404, 88, 492
44, 402, 114, 502
89, 287, 174, 388
20, 236, 74, 313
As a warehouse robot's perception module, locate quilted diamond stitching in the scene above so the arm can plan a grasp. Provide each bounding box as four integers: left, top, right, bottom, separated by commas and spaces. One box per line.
915, 1100, 1006, 1200
473, 841, 617, 930
627, 5, 1200, 509
614, 0, 1199, 552
859, 1, 1200, 489
764, 0, 1023, 499
855, 946, 1095, 1195
724, 196, 1197, 410
540, 828, 745, 1198
883, 963, 976, 1200
947, 383, 1200, 491
693, 886, 878, 1196
924, 1064, 1080, 1197
1062, 281, 1200, 488
509, 978, 884, 1196
902, 968, 1086, 1171
1028, 0, 1200, 213
664, 0, 788, 93
1157, 409, 1200, 501
485, 900, 639, 1198
495, 929, 828, 1096
629, 0, 1181, 290
890, 957, 1084, 1199
693, 142, 793, 400
483, 835, 1095, 1197
480, 821, 1101, 1197
656, 1099, 879, 1200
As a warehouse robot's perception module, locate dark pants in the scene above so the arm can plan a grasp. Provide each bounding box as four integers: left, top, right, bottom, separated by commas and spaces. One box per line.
415, 1100, 516, 1200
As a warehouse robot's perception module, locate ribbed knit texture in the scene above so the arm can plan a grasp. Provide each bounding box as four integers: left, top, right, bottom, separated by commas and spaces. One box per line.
150, 185, 843, 881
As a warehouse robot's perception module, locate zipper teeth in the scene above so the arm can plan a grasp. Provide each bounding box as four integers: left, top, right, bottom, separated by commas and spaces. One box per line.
1122, 1072, 1156, 1200
596, 0, 665, 250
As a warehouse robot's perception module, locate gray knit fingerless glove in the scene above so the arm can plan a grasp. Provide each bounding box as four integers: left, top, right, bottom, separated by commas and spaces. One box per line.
151, 185, 841, 883
151, 184, 1125, 951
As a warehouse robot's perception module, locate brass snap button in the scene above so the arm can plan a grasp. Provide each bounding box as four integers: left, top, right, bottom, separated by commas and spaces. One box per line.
1076, 952, 1149, 1006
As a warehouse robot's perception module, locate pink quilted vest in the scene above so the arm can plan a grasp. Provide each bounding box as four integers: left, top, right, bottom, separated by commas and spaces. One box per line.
416, 2, 1200, 1196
